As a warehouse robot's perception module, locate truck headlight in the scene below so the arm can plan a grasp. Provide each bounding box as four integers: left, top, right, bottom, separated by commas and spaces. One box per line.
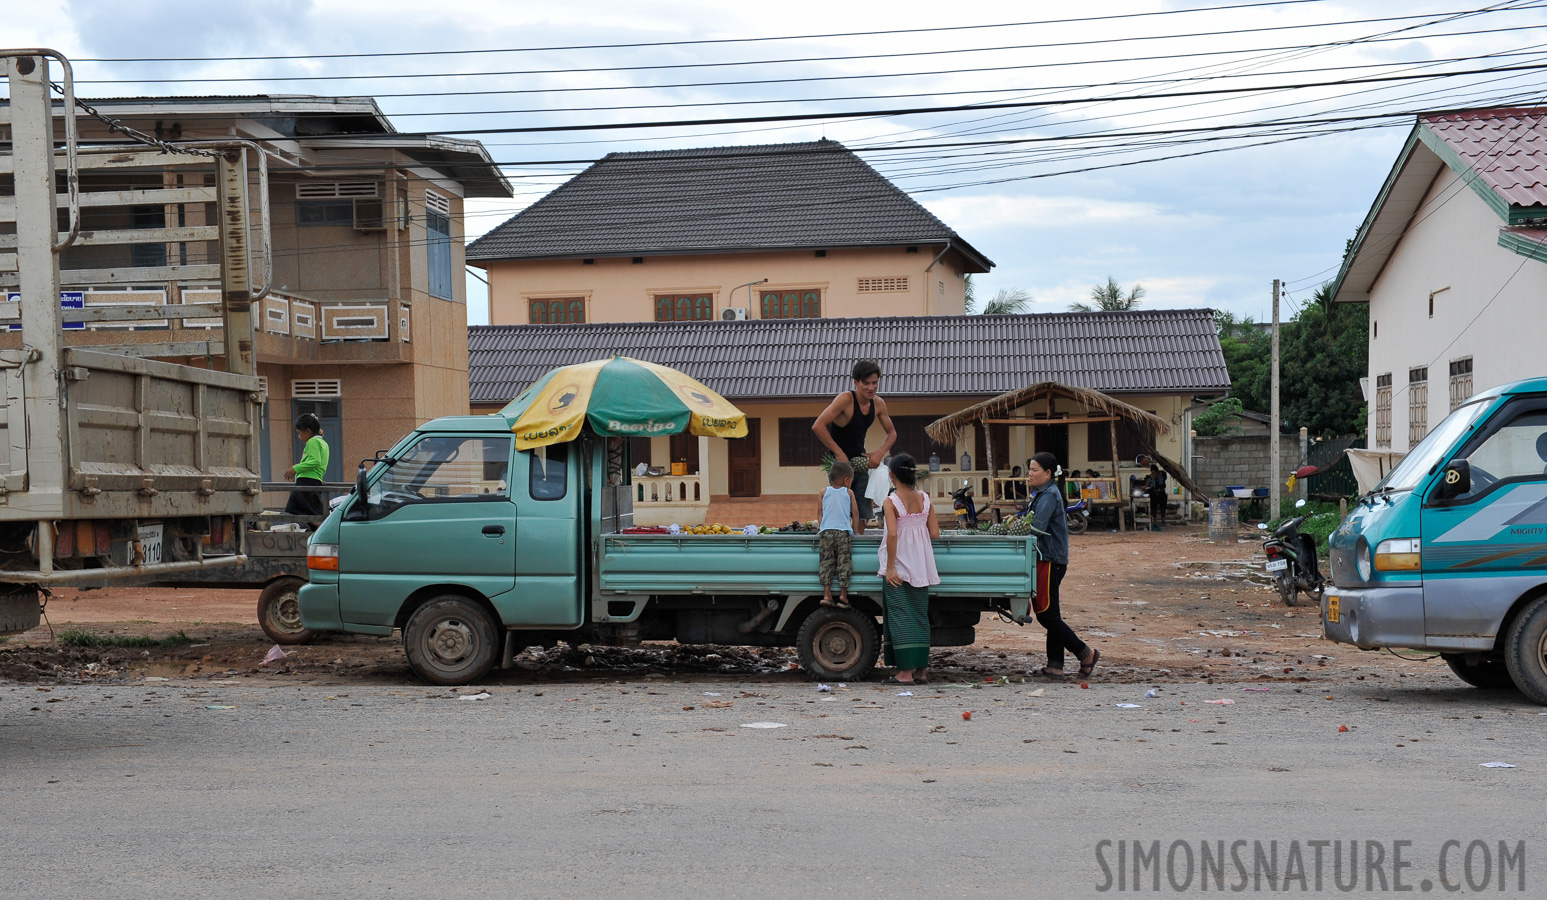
1373, 538, 1421, 572
307, 543, 339, 572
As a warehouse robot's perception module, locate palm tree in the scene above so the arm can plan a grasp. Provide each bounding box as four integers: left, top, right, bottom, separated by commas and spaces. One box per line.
1069, 276, 1145, 312
965, 283, 1031, 314
963, 274, 976, 312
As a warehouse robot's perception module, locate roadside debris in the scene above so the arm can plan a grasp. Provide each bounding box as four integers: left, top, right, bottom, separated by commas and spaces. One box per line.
740, 722, 787, 729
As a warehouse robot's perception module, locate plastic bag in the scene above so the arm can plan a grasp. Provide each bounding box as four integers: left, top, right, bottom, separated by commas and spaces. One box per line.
864, 463, 891, 506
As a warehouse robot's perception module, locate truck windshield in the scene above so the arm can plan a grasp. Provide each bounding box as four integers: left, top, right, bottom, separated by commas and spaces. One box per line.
1376, 398, 1492, 492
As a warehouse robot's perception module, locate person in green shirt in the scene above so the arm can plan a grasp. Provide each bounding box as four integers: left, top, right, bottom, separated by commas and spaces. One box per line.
284, 413, 330, 517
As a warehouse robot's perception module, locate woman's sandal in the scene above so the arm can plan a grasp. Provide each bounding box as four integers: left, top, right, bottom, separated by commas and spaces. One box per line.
1078, 648, 1102, 678
1031, 667, 1066, 679
880, 675, 915, 685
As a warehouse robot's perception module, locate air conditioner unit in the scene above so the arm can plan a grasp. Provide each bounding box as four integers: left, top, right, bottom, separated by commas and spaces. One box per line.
353, 197, 387, 232
720, 307, 747, 321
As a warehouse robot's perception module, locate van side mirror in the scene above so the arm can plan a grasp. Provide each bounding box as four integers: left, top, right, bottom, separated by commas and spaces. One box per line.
1434, 459, 1470, 501
351, 461, 372, 521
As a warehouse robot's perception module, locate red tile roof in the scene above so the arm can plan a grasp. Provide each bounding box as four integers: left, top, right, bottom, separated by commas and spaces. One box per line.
1422, 108, 1547, 210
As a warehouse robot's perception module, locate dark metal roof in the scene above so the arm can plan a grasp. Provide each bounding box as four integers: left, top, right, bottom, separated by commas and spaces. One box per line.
465, 139, 993, 272
469, 309, 1228, 405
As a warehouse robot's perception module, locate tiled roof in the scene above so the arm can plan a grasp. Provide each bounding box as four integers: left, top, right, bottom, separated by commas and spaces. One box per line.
1422, 108, 1547, 210
465, 139, 992, 271
468, 310, 1228, 404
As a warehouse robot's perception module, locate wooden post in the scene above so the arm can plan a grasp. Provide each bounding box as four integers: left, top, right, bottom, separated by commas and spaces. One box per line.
1109, 420, 1124, 532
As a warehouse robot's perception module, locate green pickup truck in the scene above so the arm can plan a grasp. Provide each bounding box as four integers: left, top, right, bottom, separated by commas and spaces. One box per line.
298, 415, 1038, 685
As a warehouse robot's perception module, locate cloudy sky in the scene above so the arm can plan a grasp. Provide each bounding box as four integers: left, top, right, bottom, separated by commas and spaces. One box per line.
8, 0, 1547, 323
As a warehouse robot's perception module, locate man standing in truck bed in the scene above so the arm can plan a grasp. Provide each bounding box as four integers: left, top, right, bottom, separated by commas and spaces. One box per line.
814, 360, 896, 534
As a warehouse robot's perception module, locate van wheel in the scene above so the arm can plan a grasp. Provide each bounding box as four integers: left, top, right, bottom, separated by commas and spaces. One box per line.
797, 606, 880, 681
1503, 596, 1547, 705
257, 577, 317, 645
1442, 654, 1517, 690
404, 595, 500, 686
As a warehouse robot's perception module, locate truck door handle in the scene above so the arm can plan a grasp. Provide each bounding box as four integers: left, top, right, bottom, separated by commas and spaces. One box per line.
482, 525, 506, 536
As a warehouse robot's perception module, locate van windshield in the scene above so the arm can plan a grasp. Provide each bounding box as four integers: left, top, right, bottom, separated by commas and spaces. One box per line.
1377, 399, 1492, 492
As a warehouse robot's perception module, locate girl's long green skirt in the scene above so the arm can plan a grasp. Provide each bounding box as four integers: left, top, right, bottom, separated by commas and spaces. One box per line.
882, 582, 931, 670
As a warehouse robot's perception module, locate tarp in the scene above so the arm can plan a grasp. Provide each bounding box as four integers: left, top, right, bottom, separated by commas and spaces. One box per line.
1346, 448, 1405, 494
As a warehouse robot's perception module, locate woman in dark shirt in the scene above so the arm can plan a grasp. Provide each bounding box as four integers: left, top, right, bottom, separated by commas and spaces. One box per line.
1025, 452, 1100, 679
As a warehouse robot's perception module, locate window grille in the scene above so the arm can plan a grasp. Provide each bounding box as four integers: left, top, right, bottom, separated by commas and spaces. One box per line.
857, 276, 908, 293
1375, 373, 1392, 448
1408, 367, 1429, 446
296, 182, 379, 199
425, 190, 452, 216
292, 379, 342, 399
1448, 357, 1473, 411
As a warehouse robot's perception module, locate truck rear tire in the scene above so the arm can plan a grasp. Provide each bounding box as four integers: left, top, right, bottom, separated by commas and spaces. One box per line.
404, 595, 500, 686
1442, 653, 1517, 690
797, 606, 880, 681
257, 577, 317, 645
1503, 596, 1547, 705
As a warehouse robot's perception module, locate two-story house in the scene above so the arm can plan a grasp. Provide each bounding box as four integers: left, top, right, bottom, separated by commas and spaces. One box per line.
466, 139, 993, 324
1331, 106, 1547, 451
0, 94, 509, 485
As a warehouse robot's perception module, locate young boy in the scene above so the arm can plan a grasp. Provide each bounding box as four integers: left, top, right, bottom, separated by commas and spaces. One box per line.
818, 459, 861, 608
283, 413, 330, 518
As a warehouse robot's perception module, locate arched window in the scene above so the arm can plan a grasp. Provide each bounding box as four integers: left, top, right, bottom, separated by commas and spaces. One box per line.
567, 299, 585, 322
675, 295, 693, 321
761, 292, 780, 319
528, 298, 584, 324
781, 292, 799, 319
528, 299, 547, 324
694, 295, 711, 320
655, 296, 673, 321
760, 289, 823, 319
802, 291, 821, 318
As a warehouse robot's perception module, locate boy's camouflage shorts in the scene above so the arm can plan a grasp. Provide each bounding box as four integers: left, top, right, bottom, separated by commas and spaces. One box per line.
818, 530, 852, 589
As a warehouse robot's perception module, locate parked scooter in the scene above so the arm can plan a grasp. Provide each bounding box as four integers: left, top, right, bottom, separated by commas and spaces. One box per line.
1258, 498, 1325, 607
1065, 498, 1090, 535
952, 484, 980, 529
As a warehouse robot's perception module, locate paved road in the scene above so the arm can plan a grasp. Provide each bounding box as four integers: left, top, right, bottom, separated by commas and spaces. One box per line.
2, 676, 1540, 897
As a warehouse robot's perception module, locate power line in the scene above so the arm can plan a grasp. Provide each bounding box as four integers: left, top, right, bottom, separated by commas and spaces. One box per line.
70, 5, 1547, 85
74, 0, 1338, 63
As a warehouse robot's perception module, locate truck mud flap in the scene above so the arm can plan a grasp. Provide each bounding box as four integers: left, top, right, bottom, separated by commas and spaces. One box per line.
0, 587, 40, 635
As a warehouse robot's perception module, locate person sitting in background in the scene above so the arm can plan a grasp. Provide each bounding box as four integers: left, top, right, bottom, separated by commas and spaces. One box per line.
1009, 465, 1029, 501
1145, 463, 1168, 532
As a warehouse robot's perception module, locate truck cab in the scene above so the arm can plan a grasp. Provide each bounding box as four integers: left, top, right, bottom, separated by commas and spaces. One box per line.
1324, 377, 1547, 701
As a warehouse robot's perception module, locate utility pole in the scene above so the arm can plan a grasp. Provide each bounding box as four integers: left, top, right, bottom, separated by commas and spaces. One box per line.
218, 148, 255, 376
1270, 279, 1281, 519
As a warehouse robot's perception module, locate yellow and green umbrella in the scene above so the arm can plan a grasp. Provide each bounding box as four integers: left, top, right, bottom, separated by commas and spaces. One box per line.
499, 356, 748, 450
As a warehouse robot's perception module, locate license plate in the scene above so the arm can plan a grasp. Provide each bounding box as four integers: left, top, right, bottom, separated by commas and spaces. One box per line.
1265, 558, 1288, 572
1326, 595, 1340, 624
138, 523, 164, 566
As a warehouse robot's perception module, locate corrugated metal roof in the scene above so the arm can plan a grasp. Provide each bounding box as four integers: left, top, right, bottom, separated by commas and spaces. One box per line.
465, 139, 993, 271
469, 310, 1229, 404
1422, 107, 1547, 210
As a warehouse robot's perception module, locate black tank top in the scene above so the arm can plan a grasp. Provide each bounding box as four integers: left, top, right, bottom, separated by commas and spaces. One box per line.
827, 390, 875, 459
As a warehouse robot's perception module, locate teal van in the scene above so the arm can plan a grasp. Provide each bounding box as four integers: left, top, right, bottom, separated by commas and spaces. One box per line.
1324, 377, 1547, 702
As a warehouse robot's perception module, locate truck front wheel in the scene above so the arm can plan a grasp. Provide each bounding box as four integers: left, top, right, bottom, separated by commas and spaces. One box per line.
1503, 596, 1547, 705
404, 595, 500, 686
1442, 653, 1516, 690
257, 577, 317, 645
797, 606, 880, 681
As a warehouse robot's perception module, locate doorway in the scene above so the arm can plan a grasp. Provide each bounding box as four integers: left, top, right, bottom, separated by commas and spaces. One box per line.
728, 418, 761, 497
1033, 424, 1070, 470
291, 399, 344, 483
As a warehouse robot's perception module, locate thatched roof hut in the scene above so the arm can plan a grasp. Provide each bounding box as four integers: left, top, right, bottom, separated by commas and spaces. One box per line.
926, 381, 1206, 500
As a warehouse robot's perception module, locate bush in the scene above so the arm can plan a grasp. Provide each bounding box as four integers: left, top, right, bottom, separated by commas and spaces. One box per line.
1267, 500, 1344, 551
1193, 397, 1245, 437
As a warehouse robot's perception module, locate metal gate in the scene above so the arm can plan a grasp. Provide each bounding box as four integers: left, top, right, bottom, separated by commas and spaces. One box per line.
1307, 434, 1360, 499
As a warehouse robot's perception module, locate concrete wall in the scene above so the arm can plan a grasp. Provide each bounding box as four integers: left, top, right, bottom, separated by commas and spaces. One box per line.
1192, 433, 1301, 500
480, 245, 970, 324
1364, 165, 1547, 451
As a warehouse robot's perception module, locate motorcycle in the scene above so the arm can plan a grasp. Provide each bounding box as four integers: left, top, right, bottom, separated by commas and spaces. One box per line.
952, 484, 980, 529
1065, 497, 1090, 535
1258, 499, 1325, 607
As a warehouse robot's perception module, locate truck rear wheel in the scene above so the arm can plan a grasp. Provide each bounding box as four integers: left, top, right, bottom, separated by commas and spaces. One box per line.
1442, 653, 1517, 690
404, 595, 500, 686
257, 577, 317, 645
1503, 596, 1547, 705
797, 606, 880, 681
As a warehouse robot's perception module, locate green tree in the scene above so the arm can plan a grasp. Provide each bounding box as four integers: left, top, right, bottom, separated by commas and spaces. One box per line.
1070, 276, 1145, 312
1216, 310, 1271, 414
963, 273, 975, 313
1280, 283, 1368, 438
966, 283, 1031, 314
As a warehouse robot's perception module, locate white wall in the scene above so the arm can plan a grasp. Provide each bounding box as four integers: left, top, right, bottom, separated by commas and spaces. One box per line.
1366, 166, 1547, 450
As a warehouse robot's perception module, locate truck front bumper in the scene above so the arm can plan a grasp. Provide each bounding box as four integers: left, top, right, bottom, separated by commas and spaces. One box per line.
298, 582, 343, 632
1322, 583, 1425, 650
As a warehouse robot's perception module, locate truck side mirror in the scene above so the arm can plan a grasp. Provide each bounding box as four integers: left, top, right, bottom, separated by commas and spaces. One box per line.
352, 462, 371, 521
1434, 459, 1470, 501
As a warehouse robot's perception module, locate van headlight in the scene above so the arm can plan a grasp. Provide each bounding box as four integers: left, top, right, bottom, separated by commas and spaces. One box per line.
1374, 538, 1421, 572
307, 543, 339, 572
1355, 538, 1373, 581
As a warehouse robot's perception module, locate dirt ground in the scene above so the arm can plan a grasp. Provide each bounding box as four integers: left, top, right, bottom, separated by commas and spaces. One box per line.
0, 525, 1460, 690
